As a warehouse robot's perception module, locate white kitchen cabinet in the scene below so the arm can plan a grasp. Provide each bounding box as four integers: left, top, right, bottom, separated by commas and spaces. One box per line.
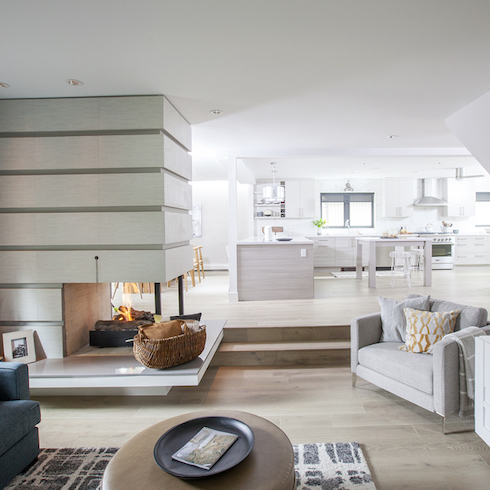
311, 236, 371, 267
285, 180, 315, 218
445, 178, 476, 217
454, 235, 490, 265
475, 336, 490, 447
382, 178, 414, 217
335, 237, 356, 266
312, 237, 336, 266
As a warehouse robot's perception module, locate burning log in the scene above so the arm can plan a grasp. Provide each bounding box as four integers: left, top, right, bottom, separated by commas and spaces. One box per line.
90, 306, 156, 346
93, 307, 155, 332
112, 306, 154, 323
94, 320, 149, 332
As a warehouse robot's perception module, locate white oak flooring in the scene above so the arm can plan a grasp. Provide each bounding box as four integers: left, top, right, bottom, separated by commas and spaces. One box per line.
35, 366, 490, 490
33, 267, 490, 489
111, 266, 490, 328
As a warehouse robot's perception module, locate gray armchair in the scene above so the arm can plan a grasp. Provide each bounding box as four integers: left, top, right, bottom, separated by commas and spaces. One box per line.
0, 363, 41, 489
351, 296, 489, 433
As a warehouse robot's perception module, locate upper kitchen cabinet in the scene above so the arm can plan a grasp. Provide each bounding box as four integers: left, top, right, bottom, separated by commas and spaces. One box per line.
445, 178, 476, 217
285, 180, 315, 218
382, 178, 414, 218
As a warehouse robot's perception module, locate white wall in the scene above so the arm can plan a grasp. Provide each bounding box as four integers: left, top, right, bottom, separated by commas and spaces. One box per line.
191, 181, 253, 269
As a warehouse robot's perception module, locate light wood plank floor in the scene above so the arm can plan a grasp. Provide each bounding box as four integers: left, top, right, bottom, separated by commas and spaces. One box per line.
113, 267, 490, 328
35, 366, 489, 490
34, 267, 490, 489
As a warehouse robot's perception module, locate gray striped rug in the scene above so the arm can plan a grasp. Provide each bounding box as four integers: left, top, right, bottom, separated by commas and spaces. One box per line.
6, 443, 376, 489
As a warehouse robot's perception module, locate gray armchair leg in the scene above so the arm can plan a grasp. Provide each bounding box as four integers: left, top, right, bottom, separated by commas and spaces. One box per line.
441, 415, 474, 435
352, 373, 357, 387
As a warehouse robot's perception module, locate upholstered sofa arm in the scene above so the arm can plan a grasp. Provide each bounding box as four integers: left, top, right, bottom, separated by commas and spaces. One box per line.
481, 325, 490, 334
350, 313, 382, 372
0, 362, 31, 401
432, 337, 460, 416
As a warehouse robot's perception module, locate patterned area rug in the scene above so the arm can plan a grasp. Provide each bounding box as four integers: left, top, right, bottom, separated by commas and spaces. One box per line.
294, 442, 376, 489
6, 443, 376, 489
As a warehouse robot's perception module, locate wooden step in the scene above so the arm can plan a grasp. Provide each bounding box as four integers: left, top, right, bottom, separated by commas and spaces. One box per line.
223, 325, 350, 343
211, 340, 350, 367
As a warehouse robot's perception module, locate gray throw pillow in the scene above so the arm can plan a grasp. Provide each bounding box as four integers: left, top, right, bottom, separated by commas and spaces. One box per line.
378, 295, 431, 342
406, 294, 488, 331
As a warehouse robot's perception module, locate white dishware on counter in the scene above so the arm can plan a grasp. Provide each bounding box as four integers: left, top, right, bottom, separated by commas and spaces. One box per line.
263, 226, 273, 241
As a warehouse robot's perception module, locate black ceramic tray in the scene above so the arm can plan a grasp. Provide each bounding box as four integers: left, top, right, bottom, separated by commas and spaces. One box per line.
153, 416, 255, 478
275, 237, 293, 241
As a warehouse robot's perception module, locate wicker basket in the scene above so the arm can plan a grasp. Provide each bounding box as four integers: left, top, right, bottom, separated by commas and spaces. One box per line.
133, 325, 206, 369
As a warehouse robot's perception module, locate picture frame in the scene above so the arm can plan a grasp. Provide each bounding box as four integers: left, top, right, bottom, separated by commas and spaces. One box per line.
2, 330, 36, 363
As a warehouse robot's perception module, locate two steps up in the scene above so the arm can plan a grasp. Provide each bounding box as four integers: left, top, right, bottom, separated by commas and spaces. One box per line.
211, 325, 350, 367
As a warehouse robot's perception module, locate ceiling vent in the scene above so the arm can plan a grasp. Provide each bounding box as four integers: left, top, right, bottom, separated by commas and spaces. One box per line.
413, 179, 448, 207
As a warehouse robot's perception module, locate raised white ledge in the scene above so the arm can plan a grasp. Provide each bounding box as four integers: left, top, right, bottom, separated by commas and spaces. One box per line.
28, 319, 225, 396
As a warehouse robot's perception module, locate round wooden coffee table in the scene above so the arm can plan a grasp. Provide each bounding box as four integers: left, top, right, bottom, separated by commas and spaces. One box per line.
102, 410, 295, 490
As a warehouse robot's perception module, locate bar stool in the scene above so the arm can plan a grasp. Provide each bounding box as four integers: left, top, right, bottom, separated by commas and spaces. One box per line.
410, 247, 424, 273
193, 246, 204, 281
389, 251, 412, 288
112, 283, 143, 299
261, 226, 284, 235
166, 269, 195, 292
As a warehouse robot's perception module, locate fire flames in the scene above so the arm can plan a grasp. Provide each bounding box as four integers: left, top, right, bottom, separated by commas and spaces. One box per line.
113, 305, 134, 322
112, 283, 155, 323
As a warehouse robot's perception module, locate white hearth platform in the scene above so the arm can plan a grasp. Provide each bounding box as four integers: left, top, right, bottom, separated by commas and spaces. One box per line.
28, 319, 225, 396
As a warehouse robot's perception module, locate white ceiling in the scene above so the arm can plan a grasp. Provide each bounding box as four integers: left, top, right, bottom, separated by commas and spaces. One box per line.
2, 1, 490, 181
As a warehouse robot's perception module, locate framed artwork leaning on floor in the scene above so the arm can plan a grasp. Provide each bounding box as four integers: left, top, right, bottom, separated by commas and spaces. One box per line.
2, 329, 36, 363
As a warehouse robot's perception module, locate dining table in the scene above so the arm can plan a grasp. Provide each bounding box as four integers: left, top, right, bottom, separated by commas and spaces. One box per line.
355, 236, 433, 288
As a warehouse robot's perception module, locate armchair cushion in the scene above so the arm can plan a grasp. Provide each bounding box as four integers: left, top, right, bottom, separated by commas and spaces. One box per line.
0, 400, 41, 456
378, 295, 431, 342
0, 363, 41, 488
358, 342, 434, 395
0, 363, 30, 401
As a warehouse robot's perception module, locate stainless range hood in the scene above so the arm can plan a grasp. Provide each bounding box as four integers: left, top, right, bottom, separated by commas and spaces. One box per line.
413, 178, 448, 207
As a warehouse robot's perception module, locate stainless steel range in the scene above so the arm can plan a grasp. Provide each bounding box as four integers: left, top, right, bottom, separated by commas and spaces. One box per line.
417, 233, 455, 270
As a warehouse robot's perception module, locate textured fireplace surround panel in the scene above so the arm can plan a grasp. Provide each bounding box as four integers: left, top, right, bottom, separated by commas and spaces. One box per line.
0, 95, 192, 358
63, 284, 112, 356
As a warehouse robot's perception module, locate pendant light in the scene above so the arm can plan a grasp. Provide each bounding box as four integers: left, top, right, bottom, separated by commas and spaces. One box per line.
344, 181, 354, 192
263, 162, 281, 202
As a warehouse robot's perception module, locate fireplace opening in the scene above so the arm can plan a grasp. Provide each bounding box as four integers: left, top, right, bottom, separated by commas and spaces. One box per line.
61, 281, 185, 357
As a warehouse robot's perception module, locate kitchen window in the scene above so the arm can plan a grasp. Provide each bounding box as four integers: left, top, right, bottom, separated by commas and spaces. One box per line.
321, 193, 374, 228
476, 192, 490, 226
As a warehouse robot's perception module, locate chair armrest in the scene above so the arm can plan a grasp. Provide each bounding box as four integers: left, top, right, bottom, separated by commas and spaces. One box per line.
350, 313, 382, 372
432, 337, 460, 416
0, 362, 30, 401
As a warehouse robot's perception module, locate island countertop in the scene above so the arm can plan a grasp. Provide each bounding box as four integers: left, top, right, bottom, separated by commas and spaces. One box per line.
238, 236, 313, 245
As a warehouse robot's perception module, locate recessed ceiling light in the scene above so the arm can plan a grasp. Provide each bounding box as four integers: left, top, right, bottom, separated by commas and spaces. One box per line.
210, 110, 222, 115
67, 79, 84, 86
387, 135, 397, 139
0, 82, 10, 88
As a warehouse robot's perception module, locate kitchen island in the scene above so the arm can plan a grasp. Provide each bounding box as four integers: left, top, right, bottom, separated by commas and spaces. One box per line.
237, 236, 314, 301
355, 236, 433, 288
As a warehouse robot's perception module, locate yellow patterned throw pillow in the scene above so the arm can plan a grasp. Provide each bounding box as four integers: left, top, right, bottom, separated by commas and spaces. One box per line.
401, 308, 460, 353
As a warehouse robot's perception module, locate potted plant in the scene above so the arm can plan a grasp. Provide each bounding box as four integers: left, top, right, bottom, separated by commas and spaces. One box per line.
313, 218, 328, 235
